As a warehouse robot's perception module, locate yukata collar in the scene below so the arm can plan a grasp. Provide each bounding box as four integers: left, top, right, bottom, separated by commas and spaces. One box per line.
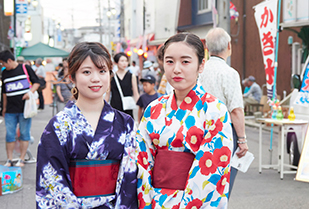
168, 84, 204, 112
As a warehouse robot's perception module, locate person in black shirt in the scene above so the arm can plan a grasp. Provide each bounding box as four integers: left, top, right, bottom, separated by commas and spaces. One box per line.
0, 50, 39, 167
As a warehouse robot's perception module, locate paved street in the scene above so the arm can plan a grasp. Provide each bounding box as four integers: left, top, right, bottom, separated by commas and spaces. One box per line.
0, 106, 309, 208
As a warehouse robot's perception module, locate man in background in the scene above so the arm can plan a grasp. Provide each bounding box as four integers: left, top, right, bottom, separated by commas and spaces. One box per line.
34, 58, 46, 110
243, 75, 262, 107
198, 27, 248, 198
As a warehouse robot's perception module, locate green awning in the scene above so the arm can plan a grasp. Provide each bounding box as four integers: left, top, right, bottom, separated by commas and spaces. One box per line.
20, 42, 69, 60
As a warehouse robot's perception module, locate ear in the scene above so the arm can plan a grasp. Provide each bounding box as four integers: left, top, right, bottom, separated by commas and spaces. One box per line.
68, 75, 75, 84
198, 58, 205, 74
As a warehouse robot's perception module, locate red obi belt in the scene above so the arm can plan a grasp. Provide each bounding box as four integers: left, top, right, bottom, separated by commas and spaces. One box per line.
152, 149, 195, 190
69, 159, 120, 198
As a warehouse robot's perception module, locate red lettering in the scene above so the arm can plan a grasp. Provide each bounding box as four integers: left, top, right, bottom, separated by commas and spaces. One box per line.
262, 31, 274, 56
260, 7, 274, 28
264, 58, 274, 85
303, 79, 309, 91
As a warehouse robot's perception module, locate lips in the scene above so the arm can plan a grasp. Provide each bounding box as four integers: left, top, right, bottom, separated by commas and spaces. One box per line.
173, 77, 183, 82
89, 86, 102, 92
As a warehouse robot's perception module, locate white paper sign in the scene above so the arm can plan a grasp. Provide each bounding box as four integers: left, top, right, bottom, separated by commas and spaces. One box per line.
231, 148, 255, 173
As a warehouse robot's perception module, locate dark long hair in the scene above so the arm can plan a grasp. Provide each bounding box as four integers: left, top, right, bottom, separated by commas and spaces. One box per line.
68, 42, 113, 99
157, 33, 205, 65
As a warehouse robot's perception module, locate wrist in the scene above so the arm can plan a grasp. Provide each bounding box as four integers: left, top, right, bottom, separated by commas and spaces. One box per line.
238, 135, 246, 139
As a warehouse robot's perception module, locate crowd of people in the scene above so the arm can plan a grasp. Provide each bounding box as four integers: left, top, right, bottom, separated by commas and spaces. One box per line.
0, 27, 259, 208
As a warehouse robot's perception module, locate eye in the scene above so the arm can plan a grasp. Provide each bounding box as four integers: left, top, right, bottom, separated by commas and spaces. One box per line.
100, 69, 107, 74
82, 70, 91, 75
183, 60, 190, 64
166, 60, 173, 64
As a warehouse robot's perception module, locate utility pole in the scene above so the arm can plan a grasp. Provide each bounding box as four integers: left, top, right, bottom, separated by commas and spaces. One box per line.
108, 0, 111, 52
217, 0, 230, 64
98, 0, 103, 43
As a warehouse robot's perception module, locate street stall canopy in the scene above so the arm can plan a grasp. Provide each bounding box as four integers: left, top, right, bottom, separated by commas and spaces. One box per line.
20, 42, 69, 60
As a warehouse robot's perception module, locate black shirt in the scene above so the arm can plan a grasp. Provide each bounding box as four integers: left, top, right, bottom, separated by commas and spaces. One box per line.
1, 64, 39, 113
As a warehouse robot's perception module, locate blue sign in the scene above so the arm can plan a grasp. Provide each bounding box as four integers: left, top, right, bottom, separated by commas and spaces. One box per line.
16, 4, 27, 14
294, 63, 309, 106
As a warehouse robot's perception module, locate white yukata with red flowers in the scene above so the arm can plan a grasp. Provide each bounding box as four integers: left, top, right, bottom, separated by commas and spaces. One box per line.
136, 84, 233, 209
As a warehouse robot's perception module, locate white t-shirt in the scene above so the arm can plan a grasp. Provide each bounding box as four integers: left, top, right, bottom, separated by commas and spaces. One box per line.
129, 65, 140, 76
35, 65, 46, 78
198, 56, 243, 112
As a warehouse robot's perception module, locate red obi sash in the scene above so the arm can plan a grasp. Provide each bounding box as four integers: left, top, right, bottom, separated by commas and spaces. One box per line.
69, 159, 120, 198
152, 149, 195, 190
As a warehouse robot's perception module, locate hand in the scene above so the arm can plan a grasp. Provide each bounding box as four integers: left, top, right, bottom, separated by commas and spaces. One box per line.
236, 143, 249, 158
2, 108, 6, 117
22, 93, 30, 100
59, 96, 64, 102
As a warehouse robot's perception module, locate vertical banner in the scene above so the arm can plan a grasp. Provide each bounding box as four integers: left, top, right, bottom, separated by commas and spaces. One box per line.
294, 62, 309, 107
254, 0, 278, 99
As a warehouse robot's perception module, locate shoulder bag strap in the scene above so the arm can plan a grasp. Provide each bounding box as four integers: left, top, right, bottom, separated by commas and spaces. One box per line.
22, 64, 32, 88
113, 74, 124, 99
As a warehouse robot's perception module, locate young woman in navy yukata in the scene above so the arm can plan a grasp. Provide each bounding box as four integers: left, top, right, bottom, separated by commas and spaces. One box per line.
36, 42, 138, 208
136, 33, 234, 209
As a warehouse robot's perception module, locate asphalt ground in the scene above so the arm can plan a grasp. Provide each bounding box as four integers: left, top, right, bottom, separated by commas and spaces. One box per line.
0, 106, 308, 209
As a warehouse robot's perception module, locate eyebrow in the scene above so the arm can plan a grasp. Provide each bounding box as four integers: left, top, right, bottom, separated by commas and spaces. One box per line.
165, 55, 192, 59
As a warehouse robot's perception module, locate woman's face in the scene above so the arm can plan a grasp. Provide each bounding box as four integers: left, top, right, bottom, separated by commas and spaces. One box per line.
72, 56, 110, 102
164, 42, 204, 96
117, 56, 128, 71
63, 60, 69, 75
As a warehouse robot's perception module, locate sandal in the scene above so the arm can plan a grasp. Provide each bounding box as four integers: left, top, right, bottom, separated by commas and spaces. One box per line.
4, 159, 13, 167
15, 159, 25, 167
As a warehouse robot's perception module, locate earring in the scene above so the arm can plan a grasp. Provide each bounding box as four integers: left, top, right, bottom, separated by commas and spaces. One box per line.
71, 84, 78, 95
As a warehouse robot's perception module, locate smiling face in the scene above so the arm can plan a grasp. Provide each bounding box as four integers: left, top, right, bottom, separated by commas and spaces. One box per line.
164, 42, 204, 96
72, 56, 110, 103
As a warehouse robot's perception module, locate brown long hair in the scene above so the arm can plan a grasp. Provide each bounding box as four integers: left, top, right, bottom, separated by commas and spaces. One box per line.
68, 42, 113, 99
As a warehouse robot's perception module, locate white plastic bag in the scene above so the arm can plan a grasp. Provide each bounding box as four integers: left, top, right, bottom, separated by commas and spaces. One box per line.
122, 96, 137, 110
24, 91, 39, 118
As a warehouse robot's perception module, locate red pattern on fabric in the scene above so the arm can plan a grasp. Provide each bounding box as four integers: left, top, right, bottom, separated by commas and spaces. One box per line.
216, 173, 230, 195
201, 93, 216, 104
138, 193, 146, 209
171, 126, 184, 147
172, 203, 180, 209
161, 188, 176, 196
150, 103, 163, 119
213, 146, 231, 167
185, 198, 203, 209
185, 126, 204, 152
180, 90, 199, 111
199, 152, 217, 176
209, 119, 223, 137
137, 152, 149, 170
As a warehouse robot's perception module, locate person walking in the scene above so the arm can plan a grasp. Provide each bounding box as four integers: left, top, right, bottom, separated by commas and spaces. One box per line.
36, 42, 137, 208
136, 33, 233, 208
56, 58, 73, 112
198, 27, 248, 198
34, 58, 46, 110
0, 50, 40, 167
105, 52, 139, 119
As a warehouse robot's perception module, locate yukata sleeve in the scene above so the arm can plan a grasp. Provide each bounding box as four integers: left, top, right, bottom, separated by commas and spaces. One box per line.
36, 118, 81, 209
180, 101, 233, 209
115, 118, 138, 208
136, 114, 157, 208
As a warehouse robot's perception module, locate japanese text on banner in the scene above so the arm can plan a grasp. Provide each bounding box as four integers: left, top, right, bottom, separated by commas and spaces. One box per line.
254, 0, 278, 99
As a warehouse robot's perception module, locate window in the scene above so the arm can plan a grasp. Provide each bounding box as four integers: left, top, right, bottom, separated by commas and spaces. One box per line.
198, 0, 211, 13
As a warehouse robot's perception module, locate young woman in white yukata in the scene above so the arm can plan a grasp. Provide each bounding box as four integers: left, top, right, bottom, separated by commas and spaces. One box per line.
36, 42, 137, 208
136, 33, 234, 209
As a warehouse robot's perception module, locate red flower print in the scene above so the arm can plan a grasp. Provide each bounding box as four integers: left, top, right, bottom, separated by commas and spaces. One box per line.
161, 188, 176, 196
138, 193, 146, 209
201, 93, 216, 104
149, 133, 160, 147
209, 119, 223, 137
180, 91, 199, 111
137, 152, 149, 170
172, 203, 180, 209
171, 126, 184, 147
171, 94, 178, 110
151, 199, 156, 209
185, 126, 203, 152
216, 173, 230, 195
199, 152, 217, 176
185, 198, 203, 209
213, 146, 231, 168
165, 117, 173, 126
150, 103, 163, 119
